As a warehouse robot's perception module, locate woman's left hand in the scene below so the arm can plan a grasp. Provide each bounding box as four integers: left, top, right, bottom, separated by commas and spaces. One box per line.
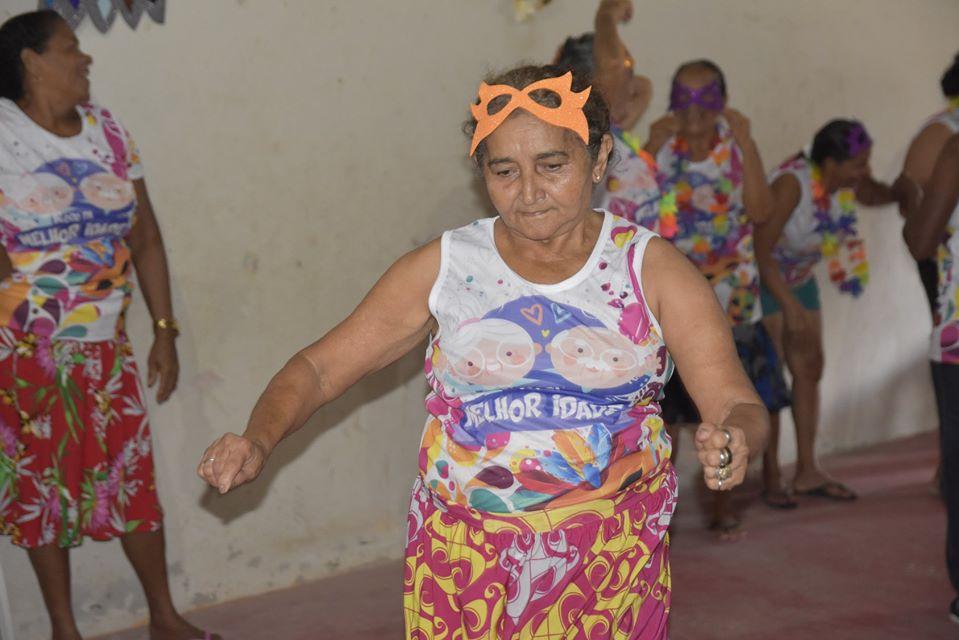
147, 333, 179, 403
722, 108, 753, 147
695, 422, 750, 491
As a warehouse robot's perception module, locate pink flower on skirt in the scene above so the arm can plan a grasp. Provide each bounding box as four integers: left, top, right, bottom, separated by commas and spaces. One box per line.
90, 481, 111, 529
0, 419, 17, 458
35, 338, 57, 378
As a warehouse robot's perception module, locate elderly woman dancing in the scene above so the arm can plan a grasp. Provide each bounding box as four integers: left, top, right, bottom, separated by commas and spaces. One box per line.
199, 63, 768, 639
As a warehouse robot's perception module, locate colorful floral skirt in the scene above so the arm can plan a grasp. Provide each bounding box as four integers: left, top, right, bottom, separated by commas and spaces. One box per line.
0, 328, 162, 548
404, 464, 677, 639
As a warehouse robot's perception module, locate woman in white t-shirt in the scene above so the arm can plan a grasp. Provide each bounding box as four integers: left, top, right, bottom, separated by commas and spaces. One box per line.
0, 10, 217, 640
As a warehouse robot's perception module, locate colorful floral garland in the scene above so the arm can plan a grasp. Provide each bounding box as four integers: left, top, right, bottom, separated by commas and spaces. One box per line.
809, 163, 869, 296
658, 122, 742, 240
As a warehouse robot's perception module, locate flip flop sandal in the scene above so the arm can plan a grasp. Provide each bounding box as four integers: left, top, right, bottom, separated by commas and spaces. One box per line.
761, 490, 799, 510
796, 480, 857, 501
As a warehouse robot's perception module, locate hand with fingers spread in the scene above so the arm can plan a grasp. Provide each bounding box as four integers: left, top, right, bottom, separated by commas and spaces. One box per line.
198, 433, 270, 494
695, 422, 750, 491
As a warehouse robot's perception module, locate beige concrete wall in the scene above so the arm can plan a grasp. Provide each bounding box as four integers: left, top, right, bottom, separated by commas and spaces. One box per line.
0, 0, 954, 636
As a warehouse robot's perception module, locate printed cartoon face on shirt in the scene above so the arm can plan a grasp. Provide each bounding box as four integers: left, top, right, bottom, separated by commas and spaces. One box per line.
547, 325, 645, 389
79, 172, 134, 211
10, 172, 72, 215
437, 318, 540, 389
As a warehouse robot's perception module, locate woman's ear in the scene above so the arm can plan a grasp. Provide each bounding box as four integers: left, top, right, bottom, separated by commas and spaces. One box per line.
20, 48, 40, 79
593, 133, 615, 183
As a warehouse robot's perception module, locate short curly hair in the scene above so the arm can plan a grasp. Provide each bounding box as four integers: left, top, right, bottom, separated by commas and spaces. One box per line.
463, 64, 610, 167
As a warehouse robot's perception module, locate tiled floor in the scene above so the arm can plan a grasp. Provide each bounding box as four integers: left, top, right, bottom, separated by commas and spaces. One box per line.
96, 431, 951, 639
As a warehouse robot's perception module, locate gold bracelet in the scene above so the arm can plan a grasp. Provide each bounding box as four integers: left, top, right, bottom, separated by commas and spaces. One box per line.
155, 317, 180, 334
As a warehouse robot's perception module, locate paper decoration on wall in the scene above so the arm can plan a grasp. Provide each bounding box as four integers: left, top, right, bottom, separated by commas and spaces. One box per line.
38, 0, 165, 32
513, 0, 553, 22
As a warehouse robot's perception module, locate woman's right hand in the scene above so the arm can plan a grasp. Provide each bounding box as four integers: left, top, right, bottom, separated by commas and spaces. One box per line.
197, 433, 270, 494
644, 114, 679, 155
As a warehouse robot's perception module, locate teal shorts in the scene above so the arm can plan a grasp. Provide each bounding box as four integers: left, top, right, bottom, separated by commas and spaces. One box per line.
760, 277, 821, 315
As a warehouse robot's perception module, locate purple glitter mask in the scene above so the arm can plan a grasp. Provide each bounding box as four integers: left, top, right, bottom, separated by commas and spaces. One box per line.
845, 123, 872, 157
669, 79, 725, 112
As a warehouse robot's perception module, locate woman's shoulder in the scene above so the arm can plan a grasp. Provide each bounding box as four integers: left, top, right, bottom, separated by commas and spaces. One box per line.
0, 98, 26, 129
443, 216, 496, 245
78, 102, 133, 136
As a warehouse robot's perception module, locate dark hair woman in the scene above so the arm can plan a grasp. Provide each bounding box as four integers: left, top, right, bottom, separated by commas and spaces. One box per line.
0, 10, 217, 640
756, 119, 912, 507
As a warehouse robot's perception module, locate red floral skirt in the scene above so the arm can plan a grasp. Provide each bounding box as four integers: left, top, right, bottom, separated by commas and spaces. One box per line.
0, 328, 162, 548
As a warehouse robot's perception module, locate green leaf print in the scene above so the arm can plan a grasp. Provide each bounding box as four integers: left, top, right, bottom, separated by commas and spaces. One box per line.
58, 326, 88, 339
58, 376, 83, 444
124, 519, 143, 533
65, 271, 89, 286
467, 489, 509, 513
510, 489, 554, 511
34, 277, 66, 295
109, 351, 122, 377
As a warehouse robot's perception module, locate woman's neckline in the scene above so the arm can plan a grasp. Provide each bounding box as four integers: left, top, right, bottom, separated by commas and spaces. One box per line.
486, 210, 611, 293
3, 98, 87, 141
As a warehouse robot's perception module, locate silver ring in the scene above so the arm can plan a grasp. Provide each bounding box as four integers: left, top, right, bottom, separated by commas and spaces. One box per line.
206, 457, 215, 463
719, 446, 733, 468
720, 428, 732, 447
717, 465, 731, 482
717, 477, 725, 489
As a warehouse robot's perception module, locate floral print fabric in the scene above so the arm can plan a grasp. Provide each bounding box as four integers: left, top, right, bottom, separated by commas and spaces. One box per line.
0, 328, 161, 548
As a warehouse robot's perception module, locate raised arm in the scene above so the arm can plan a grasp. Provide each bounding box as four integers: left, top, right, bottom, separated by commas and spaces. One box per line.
593, 0, 651, 129
903, 132, 959, 260
724, 108, 772, 224
198, 239, 440, 493
643, 238, 769, 491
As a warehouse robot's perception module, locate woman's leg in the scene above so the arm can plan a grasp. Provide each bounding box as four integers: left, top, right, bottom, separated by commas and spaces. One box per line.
760, 313, 788, 498
786, 310, 823, 486
782, 310, 851, 495
26, 544, 82, 640
121, 529, 221, 640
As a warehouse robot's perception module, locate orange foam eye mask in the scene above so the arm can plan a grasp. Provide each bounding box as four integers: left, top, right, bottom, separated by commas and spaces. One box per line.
469, 71, 591, 156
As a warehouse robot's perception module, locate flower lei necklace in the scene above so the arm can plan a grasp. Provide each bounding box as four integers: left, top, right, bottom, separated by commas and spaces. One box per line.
616, 127, 644, 157
657, 121, 742, 239
809, 161, 869, 296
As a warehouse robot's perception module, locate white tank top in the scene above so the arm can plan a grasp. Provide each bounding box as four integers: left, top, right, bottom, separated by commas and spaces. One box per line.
768, 153, 855, 287
419, 211, 674, 513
